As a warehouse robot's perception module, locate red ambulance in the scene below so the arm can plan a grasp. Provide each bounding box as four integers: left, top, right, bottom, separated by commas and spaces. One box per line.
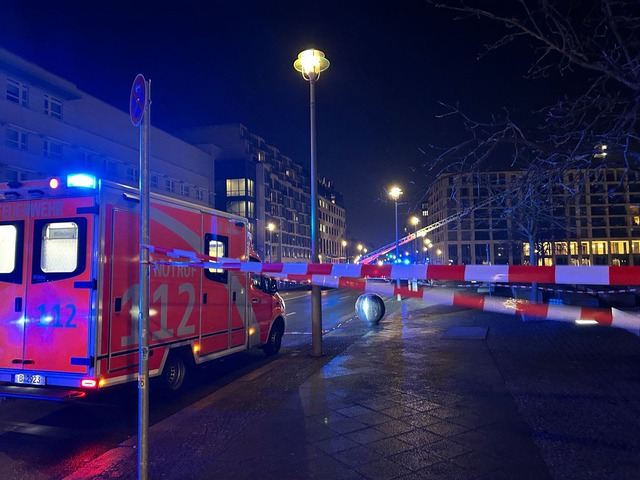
0, 174, 286, 400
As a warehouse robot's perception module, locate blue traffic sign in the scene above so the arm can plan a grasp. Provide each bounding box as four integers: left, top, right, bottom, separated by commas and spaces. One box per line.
130, 74, 146, 126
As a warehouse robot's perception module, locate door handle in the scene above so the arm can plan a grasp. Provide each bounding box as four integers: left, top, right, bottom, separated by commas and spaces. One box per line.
252, 298, 259, 303
15, 297, 22, 312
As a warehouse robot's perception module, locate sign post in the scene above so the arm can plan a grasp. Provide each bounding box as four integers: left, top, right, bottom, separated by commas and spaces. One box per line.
130, 73, 150, 480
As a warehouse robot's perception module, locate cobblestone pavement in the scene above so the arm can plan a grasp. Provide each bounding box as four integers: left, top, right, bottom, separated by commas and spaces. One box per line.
65, 297, 640, 480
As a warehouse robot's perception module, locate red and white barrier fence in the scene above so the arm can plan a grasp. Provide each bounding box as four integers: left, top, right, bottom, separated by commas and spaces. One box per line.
142, 245, 640, 336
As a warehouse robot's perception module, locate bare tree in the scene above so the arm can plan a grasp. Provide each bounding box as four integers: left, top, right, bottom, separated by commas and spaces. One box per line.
422, 0, 640, 300
427, 0, 640, 174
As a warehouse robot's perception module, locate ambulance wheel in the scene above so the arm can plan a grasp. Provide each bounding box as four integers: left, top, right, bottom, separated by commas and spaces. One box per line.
263, 321, 284, 356
161, 353, 189, 393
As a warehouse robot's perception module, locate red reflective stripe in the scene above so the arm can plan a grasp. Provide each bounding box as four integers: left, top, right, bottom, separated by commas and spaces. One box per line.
580, 307, 613, 326
428, 265, 466, 281
361, 264, 392, 278
508, 266, 555, 283
453, 292, 485, 310
609, 266, 640, 286
307, 264, 334, 275
515, 301, 549, 319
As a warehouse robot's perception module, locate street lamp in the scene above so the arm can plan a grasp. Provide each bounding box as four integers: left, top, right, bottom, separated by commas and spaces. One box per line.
294, 48, 330, 357
267, 222, 275, 262
389, 186, 403, 262
410, 216, 420, 263
342, 240, 347, 263
389, 186, 403, 300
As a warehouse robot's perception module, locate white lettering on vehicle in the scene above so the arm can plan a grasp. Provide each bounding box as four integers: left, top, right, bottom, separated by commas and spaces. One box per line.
152, 264, 195, 278
119, 282, 196, 347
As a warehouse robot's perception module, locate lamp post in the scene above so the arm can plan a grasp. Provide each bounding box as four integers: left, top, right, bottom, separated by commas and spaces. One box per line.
342, 240, 347, 263
410, 216, 420, 263
294, 48, 329, 357
389, 187, 403, 262
267, 222, 275, 262
389, 186, 403, 300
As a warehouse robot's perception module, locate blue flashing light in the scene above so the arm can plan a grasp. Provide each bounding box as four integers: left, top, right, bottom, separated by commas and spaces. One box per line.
67, 173, 96, 189
403, 259, 410, 265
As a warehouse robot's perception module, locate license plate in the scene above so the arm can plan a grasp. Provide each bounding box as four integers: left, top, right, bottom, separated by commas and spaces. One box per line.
13, 374, 46, 385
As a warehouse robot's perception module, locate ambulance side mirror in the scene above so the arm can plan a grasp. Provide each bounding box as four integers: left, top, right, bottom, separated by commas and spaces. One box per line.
269, 279, 278, 294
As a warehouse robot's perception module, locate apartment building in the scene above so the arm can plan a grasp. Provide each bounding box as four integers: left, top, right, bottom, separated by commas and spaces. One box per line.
0, 48, 215, 204
318, 177, 347, 263
424, 168, 640, 266
2, 48, 348, 264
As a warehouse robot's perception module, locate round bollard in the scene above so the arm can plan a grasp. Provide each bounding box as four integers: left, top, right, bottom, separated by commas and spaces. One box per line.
355, 294, 386, 326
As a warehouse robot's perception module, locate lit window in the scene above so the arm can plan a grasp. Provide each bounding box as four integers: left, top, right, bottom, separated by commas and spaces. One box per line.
44, 94, 63, 119
7, 79, 28, 106
0, 225, 17, 274
41, 222, 79, 273
6, 128, 27, 150
226, 178, 255, 198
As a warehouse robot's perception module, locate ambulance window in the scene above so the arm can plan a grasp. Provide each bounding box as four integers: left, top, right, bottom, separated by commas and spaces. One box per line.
41, 222, 79, 272
204, 234, 228, 283
32, 218, 87, 283
0, 225, 17, 273
0, 222, 24, 284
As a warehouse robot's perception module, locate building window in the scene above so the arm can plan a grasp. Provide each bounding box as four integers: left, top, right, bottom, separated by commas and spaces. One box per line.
165, 178, 176, 193
226, 201, 254, 218
5, 128, 27, 150
106, 160, 118, 177
44, 94, 63, 119
126, 166, 139, 183
44, 139, 63, 159
7, 79, 28, 106
151, 174, 159, 189
196, 188, 204, 201
226, 178, 254, 197
181, 184, 190, 197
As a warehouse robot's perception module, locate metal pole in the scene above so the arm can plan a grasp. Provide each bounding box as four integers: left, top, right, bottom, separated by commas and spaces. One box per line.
309, 77, 323, 357
395, 201, 399, 260
395, 200, 401, 300
138, 79, 151, 480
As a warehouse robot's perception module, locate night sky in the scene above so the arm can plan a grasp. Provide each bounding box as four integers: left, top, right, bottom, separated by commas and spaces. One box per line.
0, 1, 547, 249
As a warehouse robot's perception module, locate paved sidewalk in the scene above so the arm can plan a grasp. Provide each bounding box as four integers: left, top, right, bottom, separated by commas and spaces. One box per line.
66, 298, 640, 479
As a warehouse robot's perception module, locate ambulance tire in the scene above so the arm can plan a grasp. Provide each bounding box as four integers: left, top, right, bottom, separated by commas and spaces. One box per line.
160, 351, 190, 394
263, 321, 284, 356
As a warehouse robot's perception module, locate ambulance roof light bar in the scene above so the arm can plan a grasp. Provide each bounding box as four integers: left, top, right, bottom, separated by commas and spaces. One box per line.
66, 173, 97, 189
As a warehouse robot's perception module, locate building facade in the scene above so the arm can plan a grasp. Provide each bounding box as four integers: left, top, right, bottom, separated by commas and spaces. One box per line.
318, 177, 347, 263
424, 169, 640, 266
0, 48, 215, 205
179, 124, 347, 264
1, 48, 347, 264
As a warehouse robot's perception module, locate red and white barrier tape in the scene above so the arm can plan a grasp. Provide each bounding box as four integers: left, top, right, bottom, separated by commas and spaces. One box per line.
309, 276, 640, 337
143, 244, 640, 286
142, 244, 640, 336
